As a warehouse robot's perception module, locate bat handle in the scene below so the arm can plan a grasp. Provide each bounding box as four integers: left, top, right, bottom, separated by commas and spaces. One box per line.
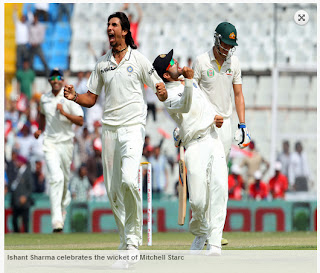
179, 146, 184, 161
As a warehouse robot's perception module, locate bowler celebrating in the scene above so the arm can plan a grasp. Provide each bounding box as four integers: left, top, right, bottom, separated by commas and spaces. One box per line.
64, 12, 166, 253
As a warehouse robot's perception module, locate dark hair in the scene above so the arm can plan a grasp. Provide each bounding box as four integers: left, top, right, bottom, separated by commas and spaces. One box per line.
108, 12, 137, 49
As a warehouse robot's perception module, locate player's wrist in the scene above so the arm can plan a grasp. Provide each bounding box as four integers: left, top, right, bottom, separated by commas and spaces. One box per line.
72, 92, 78, 102
238, 123, 246, 128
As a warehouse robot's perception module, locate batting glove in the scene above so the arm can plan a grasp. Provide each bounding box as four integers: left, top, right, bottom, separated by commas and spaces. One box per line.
234, 123, 251, 149
173, 127, 182, 147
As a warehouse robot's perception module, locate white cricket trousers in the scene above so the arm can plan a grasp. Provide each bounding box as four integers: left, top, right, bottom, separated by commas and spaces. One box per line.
214, 117, 232, 161
101, 124, 145, 249
185, 129, 228, 247
43, 138, 73, 229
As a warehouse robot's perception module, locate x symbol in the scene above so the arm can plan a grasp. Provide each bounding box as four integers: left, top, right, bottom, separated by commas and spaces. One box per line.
298, 14, 305, 21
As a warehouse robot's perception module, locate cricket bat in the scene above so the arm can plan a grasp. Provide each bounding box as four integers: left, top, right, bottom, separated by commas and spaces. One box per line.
178, 146, 187, 225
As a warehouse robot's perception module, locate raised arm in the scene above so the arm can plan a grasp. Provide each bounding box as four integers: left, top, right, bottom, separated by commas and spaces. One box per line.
164, 67, 194, 113
134, 3, 143, 23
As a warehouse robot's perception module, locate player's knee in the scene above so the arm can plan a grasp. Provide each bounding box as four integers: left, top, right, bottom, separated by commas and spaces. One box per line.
189, 199, 206, 216
48, 172, 64, 185
121, 172, 137, 190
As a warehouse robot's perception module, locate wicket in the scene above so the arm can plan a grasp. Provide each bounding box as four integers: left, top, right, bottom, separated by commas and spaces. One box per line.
138, 162, 152, 246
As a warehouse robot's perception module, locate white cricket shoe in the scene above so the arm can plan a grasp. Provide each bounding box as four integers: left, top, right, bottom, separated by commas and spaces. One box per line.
127, 244, 140, 264
190, 234, 208, 254
111, 260, 129, 269
206, 244, 222, 256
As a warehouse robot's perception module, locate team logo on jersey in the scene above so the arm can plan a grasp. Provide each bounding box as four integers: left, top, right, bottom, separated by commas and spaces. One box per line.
193, 82, 198, 88
226, 68, 232, 75
127, 66, 133, 73
101, 66, 116, 73
160, 54, 166, 58
229, 32, 236, 40
148, 67, 155, 75
60, 99, 64, 104
207, 69, 214, 78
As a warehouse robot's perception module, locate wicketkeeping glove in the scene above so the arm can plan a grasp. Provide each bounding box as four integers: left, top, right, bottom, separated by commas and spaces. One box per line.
234, 123, 251, 149
173, 127, 182, 147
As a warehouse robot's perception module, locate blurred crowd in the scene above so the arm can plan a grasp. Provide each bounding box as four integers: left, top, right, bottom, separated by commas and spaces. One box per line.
5, 86, 312, 204
228, 139, 311, 201
13, 3, 73, 78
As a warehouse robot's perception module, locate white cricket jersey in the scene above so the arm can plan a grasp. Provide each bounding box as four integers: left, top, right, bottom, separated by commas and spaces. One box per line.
87, 46, 163, 126
193, 49, 242, 118
40, 89, 84, 143
163, 79, 218, 146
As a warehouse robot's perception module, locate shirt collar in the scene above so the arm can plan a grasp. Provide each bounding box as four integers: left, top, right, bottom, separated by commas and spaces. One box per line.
108, 45, 132, 64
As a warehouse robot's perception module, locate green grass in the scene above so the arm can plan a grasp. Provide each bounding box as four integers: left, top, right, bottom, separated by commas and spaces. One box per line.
5, 232, 317, 250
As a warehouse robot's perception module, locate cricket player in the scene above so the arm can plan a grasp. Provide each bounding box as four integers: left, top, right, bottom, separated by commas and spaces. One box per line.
34, 68, 84, 232
153, 49, 228, 256
63, 12, 167, 253
193, 22, 251, 245
193, 21, 250, 158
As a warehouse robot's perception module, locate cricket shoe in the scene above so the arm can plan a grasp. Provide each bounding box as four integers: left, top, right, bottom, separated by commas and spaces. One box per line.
53, 222, 63, 233
53, 228, 63, 233
190, 234, 208, 254
221, 238, 229, 246
206, 244, 221, 256
111, 260, 129, 269
126, 244, 140, 264
205, 238, 228, 246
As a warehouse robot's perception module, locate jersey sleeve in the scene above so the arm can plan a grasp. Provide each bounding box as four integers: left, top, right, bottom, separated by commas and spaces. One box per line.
192, 57, 201, 85
163, 79, 193, 113
87, 61, 104, 95
232, 57, 242, 85
69, 101, 84, 117
139, 54, 163, 93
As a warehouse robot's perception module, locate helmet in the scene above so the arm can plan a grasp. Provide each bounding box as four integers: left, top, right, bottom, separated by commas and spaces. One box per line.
214, 22, 238, 59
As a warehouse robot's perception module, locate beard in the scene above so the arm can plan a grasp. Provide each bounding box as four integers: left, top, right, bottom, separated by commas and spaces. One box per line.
168, 69, 181, 80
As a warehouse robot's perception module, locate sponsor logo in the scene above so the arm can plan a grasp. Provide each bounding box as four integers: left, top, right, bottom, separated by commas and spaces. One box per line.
178, 93, 182, 97
226, 68, 232, 75
148, 67, 155, 75
193, 82, 198, 88
207, 69, 214, 78
229, 32, 236, 40
100, 66, 116, 73
127, 66, 133, 73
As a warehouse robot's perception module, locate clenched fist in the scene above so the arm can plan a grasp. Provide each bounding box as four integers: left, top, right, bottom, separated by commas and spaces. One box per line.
182, 67, 194, 79
34, 130, 42, 139
56, 103, 65, 115
214, 115, 224, 128
64, 85, 76, 100
156, 82, 168, 102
